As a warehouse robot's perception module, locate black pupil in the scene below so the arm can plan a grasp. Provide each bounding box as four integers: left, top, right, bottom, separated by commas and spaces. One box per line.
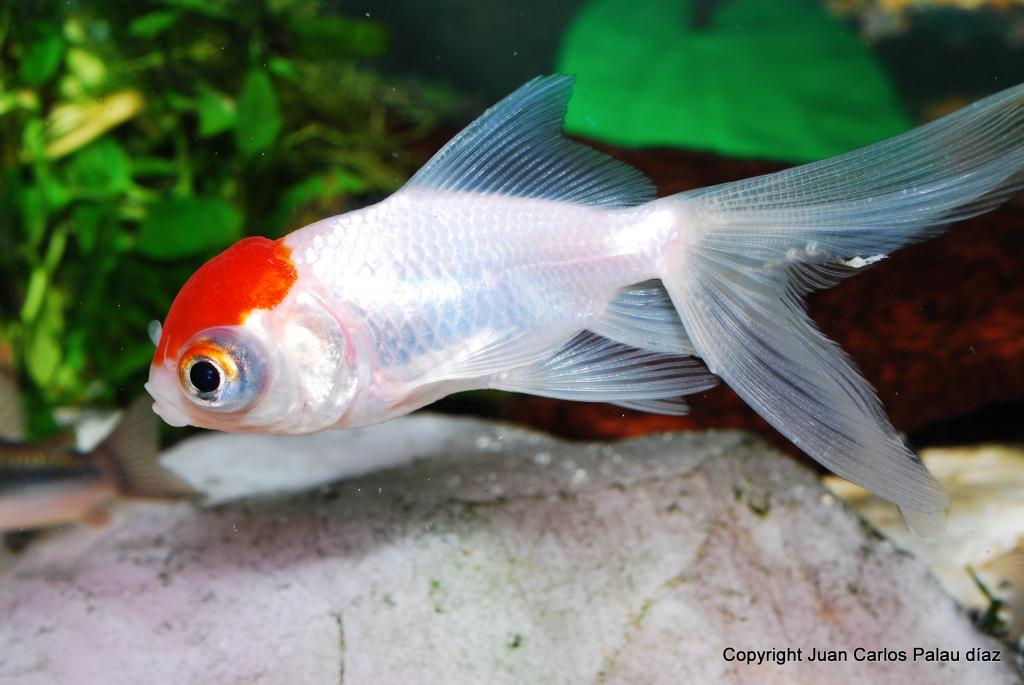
189, 360, 221, 394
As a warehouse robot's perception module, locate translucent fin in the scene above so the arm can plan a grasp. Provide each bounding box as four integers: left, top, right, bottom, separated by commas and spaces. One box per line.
650, 83, 1024, 532
148, 320, 163, 347
492, 331, 716, 413
591, 280, 695, 356
0, 371, 24, 441
402, 75, 656, 208
673, 81, 1024, 293
389, 327, 555, 392
663, 263, 949, 520
97, 396, 198, 500
611, 397, 690, 416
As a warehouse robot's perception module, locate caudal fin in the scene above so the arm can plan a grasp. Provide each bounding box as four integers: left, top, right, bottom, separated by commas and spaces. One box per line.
658, 82, 1024, 535
96, 396, 198, 499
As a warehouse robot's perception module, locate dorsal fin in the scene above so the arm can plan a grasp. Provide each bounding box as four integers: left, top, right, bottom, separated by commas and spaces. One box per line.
402, 75, 656, 208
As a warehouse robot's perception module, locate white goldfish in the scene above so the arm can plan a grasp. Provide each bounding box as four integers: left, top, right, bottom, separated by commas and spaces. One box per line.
146, 75, 1024, 535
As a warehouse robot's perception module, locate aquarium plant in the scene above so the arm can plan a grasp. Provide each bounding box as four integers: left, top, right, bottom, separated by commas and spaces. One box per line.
0, 0, 446, 435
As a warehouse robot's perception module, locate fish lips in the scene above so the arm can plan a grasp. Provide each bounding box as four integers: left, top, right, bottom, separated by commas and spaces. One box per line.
144, 364, 192, 428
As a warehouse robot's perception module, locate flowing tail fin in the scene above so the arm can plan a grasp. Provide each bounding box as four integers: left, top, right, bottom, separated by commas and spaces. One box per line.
656, 82, 1024, 535
95, 396, 198, 499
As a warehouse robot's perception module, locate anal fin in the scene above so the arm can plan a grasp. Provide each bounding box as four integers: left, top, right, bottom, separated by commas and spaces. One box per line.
611, 397, 690, 416
592, 280, 695, 356
663, 256, 948, 529
491, 332, 716, 414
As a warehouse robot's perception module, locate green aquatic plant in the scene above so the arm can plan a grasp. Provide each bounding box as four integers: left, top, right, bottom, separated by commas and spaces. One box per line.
0, 1, 447, 435
558, 0, 912, 162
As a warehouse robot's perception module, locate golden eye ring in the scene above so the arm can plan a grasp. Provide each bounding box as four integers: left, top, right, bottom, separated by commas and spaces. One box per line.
176, 329, 265, 412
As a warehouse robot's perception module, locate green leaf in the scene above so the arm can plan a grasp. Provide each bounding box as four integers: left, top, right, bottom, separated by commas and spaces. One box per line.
267, 56, 299, 82
130, 157, 178, 177
128, 10, 180, 38
25, 286, 64, 387
152, 0, 229, 19
41, 180, 71, 213
137, 196, 242, 259
558, 0, 911, 162
19, 186, 46, 245
26, 316, 62, 387
266, 169, 367, 234
281, 169, 367, 214
65, 48, 106, 89
106, 342, 156, 384
21, 267, 48, 325
196, 83, 236, 137
288, 16, 388, 59
21, 117, 46, 160
65, 139, 130, 197
0, 89, 40, 117
19, 25, 64, 87
72, 203, 105, 253
235, 69, 282, 156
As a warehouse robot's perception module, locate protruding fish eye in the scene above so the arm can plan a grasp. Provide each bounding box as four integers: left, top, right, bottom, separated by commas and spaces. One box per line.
184, 357, 223, 398
177, 328, 266, 413
189, 359, 221, 394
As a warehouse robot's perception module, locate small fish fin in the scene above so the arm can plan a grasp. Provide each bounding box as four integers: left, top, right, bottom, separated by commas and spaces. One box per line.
491, 331, 716, 413
611, 397, 690, 416
148, 320, 163, 347
97, 396, 198, 500
661, 259, 948, 527
378, 327, 556, 402
671, 80, 1024, 293
591, 280, 694, 355
402, 75, 655, 208
653, 83, 1024, 532
79, 506, 112, 528
0, 371, 25, 441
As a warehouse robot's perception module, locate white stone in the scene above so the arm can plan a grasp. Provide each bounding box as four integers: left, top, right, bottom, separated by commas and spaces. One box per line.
826, 444, 1024, 642
0, 416, 1020, 684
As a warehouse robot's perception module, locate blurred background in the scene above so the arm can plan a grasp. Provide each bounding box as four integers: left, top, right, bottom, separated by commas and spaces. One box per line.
1, 0, 1023, 445
1, 0, 1024, 649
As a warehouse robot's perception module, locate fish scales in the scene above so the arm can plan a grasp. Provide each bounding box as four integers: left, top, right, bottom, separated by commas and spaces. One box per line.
292, 192, 659, 374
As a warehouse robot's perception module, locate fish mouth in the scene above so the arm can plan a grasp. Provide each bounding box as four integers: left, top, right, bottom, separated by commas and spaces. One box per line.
144, 368, 192, 428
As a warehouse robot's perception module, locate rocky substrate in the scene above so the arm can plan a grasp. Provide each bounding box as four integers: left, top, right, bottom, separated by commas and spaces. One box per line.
0, 416, 1019, 684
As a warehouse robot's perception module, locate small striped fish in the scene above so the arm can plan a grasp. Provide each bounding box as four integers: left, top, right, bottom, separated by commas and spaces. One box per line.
0, 374, 196, 531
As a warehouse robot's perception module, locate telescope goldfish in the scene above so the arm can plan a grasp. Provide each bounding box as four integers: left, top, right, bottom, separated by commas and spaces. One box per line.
146, 75, 1024, 535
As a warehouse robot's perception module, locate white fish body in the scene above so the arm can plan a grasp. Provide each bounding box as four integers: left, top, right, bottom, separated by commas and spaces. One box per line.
285, 190, 682, 428
147, 76, 1024, 535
